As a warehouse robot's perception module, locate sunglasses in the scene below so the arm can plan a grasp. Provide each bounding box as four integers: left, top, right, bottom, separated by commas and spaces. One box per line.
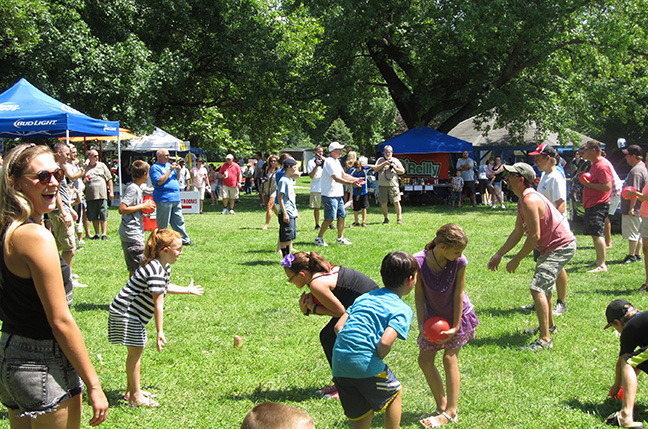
24, 168, 65, 185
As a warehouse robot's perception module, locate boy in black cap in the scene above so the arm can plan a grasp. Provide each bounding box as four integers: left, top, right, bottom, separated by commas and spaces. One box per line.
604, 299, 647, 428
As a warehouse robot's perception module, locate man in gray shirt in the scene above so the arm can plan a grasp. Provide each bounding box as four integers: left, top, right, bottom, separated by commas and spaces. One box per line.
456, 150, 476, 207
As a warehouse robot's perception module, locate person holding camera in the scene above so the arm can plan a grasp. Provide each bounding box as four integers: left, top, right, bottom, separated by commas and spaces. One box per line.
307, 145, 325, 230
375, 145, 405, 224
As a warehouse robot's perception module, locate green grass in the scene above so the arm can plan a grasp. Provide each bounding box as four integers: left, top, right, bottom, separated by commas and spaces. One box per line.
3, 176, 647, 428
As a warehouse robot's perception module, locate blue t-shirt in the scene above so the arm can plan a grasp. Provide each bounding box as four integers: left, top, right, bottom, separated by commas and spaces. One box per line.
332, 288, 413, 379
277, 176, 298, 219
150, 162, 180, 202
347, 167, 369, 196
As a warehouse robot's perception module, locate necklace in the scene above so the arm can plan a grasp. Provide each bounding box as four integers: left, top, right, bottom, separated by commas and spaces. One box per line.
28, 216, 42, 225
430, 247, 447, 270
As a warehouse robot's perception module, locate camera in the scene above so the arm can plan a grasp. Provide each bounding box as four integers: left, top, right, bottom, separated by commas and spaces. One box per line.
315, 153, 324, 167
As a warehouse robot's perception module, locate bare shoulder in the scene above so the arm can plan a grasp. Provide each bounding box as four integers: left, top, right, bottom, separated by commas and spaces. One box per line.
11, 223, 56, 255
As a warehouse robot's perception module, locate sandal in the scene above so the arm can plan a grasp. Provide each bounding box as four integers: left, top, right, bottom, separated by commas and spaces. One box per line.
128, 396, 159, 407
418, 409, 444, 420
605, 411, 645, 428
123, 390, 157, 401
420, 412, 457, 427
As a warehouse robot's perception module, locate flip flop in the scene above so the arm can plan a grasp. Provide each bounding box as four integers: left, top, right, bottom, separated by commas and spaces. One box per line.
418, 409, 444, 420
605, 412, 644, 428
123, 390, 157, 401
420, 412, 457, 427
128, 396, 160, 408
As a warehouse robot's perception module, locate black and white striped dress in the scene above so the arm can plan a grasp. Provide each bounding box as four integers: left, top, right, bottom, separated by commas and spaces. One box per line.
108, 259, 170, 347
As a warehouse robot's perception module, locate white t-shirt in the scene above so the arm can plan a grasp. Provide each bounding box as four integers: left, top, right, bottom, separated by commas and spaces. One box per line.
321, 157, 344, 198
307, 157, 323, 193
537, 169, 566, 216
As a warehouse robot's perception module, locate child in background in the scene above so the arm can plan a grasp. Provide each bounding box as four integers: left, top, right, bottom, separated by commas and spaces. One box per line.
451, 170, 464, 209
118, 160, 157, 277
415, 224, 479, 427
332, 251, 417, 429
347, 158, 370, 227
278, 158, 300, 256
241, 402, 315, 429
108, 229, 204, 407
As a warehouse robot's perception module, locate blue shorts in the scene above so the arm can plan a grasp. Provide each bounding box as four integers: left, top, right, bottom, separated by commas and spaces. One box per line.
335, 366, 402, 421
0, 333, 83, 417
322, 196, 346, 221
278, 216, 297, 242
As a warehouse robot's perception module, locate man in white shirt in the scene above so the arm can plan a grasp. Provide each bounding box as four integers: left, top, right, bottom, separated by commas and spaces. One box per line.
314, 142, 364, 246
530, 144, 568, 316
307, 145, 325, 230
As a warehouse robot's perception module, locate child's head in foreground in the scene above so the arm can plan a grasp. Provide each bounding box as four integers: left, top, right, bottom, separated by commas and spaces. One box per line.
241, 402, 315, 429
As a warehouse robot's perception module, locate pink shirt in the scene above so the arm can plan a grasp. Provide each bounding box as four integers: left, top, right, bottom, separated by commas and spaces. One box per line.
518, 188, 575, 256
583, 158, 613, 209
219, 162, 242, 188
641, 182, 648, 218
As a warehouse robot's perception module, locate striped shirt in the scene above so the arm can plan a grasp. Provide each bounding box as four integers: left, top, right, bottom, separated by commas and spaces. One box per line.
109, 259, 170, 324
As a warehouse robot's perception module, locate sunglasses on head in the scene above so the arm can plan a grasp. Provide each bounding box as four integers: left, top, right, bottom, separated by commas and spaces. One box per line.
25, 168, 65, 185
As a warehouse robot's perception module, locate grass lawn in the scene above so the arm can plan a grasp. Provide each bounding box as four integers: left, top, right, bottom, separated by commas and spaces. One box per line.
3, 177, 646, 428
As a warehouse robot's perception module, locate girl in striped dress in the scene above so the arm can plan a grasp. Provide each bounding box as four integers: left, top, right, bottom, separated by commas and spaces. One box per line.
109, 229, 204, 407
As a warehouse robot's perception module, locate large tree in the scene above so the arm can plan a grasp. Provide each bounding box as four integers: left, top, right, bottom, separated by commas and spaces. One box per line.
294, 0, 648, 142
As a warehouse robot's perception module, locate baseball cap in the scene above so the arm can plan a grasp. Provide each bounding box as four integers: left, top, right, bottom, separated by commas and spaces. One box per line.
604, 299, 634, 329
226, 154, 234, 160
283, 158, 297, 167
328, 141, 345, 151
502, 162, 536, 183
529, 144, 557, 157
178, 158, 185, 163
622, 145, 643, 157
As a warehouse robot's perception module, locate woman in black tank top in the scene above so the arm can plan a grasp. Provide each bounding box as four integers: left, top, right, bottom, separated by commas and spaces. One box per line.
282, 251, 378, 395
0, 144, 108, 427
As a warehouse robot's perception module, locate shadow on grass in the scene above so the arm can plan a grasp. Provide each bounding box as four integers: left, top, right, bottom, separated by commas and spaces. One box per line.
239, 260, 277, 266
73, 302, 109, 312
104, 386, 161, 407
225, 386, 323, 403
475, 307, 526, 318
564, 397, 648, 424
468, 331, 529, 348
574, 288, 641, 296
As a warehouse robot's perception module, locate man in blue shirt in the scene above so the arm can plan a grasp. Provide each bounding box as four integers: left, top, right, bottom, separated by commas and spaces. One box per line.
150, 149, 194, 246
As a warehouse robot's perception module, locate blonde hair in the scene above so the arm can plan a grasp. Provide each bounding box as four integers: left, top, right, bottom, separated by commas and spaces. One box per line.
142, 229, 182, 266
0, 143, 54, 253
345, 151, 357, 172
425, 223, 468, 250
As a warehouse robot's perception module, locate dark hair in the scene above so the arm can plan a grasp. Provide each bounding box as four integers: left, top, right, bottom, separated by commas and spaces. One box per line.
381, 251, 418, 290
425, 223, 468, 250
130, 160, 150, 179
289, 251, 334, 275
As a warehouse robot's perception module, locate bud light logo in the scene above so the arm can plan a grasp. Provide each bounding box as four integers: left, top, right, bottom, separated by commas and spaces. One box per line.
103, 124, 117, 133
14, 119, 58, 128
0, 103, 20, 112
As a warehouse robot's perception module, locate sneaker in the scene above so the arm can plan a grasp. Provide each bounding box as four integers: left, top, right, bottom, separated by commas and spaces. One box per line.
78, 240, 86, 246
72, 279, 88, 288
314, 237, 328, 247
491, 204, 497, 209
361, 222, 367, 227
314, 225, 320, 231
523, 325, 557, 335
90, 234, 100, 240
622, 254, 636, 264
318, 385, 337, 395
71, 273, 80, 279
350, 222, 359, 228
324, 391, 340, 400
221, 208, 229, 215
635, 254, 643, 263
520, 303, 535, 311
553, 301, 567, 316
520, 338, 553, 351
229, 209, 235, 215
101, 234, 108, 240
383, 218, 390, 224
336, 237, 352, 245
397, 219, 403, 225
501, 204, 506, 209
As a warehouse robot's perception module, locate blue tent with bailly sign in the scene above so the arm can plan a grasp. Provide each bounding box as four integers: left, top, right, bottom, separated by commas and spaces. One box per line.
0, 78, 119, 139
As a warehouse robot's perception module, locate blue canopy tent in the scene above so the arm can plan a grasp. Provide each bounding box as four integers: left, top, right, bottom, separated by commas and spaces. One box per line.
0, 78, 119, 139
375, 126, 473, 181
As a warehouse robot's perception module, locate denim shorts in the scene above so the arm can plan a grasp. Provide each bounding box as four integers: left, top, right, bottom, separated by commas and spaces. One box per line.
323, 196, 346, 221
0, 333, 83, 417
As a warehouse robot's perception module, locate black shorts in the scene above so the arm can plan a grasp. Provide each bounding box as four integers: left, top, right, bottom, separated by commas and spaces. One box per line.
335, 366, 402, 421
463, 181, 476, 197
584, 203, 610, 237
353, 194, 369, 211
278, 216, 296, 242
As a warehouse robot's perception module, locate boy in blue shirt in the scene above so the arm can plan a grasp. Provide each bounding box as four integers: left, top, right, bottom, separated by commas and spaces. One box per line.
277, 158, 300, 256
332, 251, 417, 429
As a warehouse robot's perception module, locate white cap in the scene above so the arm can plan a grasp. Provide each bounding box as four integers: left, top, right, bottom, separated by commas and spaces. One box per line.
226, 154, 234, 159
328, 141, 344, 151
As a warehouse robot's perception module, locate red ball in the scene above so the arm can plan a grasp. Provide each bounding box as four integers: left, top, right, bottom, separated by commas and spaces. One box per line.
609, 385, 624, 400
580, 172, 593, 184
423, 317, 450, 343
622, 186, 638, 200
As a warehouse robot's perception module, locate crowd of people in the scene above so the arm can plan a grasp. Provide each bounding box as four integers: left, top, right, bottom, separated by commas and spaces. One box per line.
1, 139, 648, 428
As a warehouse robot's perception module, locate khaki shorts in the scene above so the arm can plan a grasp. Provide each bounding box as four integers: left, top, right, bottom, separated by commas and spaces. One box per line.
49, 211, 76, 252
309, 192, 322, 209
221, 185, 239, 200
530, 240, 576, 294
378, 185, 401, 204
622, 214, 642, 241
195, 185, 206, 200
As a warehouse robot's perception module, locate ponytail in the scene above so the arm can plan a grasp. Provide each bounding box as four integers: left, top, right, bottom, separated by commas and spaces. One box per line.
141, 229, 182, 266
